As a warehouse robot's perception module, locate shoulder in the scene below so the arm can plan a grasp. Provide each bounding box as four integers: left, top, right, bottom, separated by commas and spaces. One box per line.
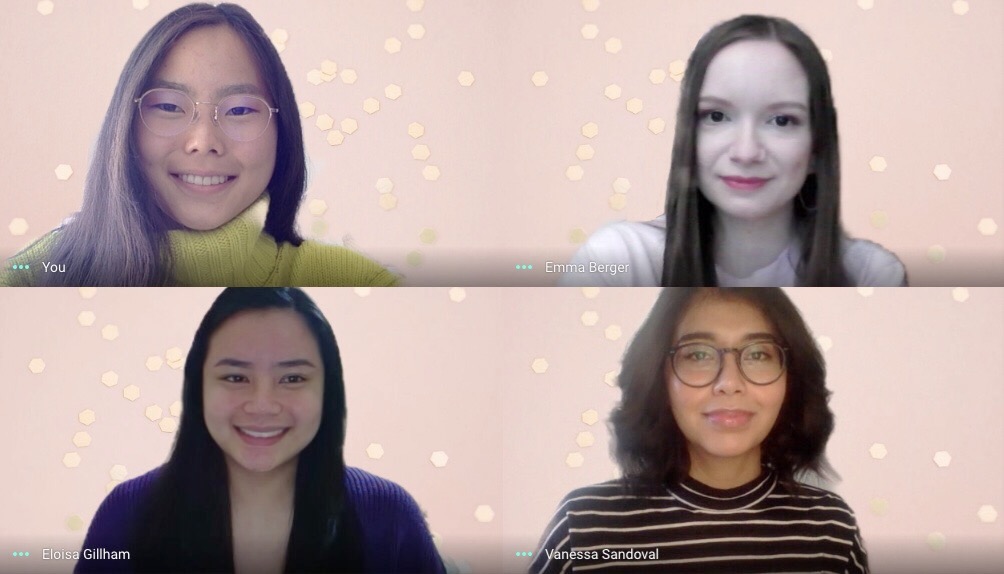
1, 228, 61, 286
773, 482, 862, 525
92, 467, 163, 520
286, 241, 399, 286
76, 467, 163, 573
841, 236, 907, 286
578, 218, 666, 255
344, 467, 429, 527
550, 479, 664, 515
559, 217, 666, 286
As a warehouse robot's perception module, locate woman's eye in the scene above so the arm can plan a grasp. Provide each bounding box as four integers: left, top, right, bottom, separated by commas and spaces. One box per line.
280, 374, 306, 384
698, 110, 727, 123
225, 106, 257, 117
770, 114, 800, 127
152, 103, 183, 113
223, 374, 248, 383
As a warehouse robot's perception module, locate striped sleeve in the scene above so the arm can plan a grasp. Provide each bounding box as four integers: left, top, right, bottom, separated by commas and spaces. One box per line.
528, 498, 573, 574
844, 516, 869, 574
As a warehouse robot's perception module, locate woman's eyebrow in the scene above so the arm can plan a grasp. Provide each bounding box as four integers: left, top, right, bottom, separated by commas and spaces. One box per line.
677, 331, 779, 344
698, 96, 807, 112
147, 79, 266, 99
211, 358, 317, 369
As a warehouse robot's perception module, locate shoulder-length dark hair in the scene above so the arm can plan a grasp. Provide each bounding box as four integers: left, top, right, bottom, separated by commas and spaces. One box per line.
43, 3, 306, 286
662, 15, 850, 286
131, 288, 363, 573
611, 288, 836, 493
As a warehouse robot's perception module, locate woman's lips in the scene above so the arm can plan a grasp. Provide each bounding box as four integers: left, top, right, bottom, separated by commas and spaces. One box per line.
172, 173, 236, 194
705, 410, 754, 428
235, 426, 288, 446
721, 176, 769, 191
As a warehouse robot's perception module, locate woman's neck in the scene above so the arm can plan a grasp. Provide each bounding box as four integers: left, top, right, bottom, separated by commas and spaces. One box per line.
227, 459, 297, 513
712, 204, 797, 279
688, 449, 763, 490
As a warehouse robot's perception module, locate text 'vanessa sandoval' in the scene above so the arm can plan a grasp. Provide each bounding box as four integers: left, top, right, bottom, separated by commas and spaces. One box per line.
544, 548, 659, 561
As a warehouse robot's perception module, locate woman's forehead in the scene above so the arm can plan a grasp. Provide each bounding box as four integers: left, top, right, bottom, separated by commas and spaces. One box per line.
699, 39, 809, 108
674, 296, 776, 341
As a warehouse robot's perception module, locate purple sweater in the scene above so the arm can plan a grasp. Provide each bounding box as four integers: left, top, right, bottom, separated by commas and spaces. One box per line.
74, 466, 444, 573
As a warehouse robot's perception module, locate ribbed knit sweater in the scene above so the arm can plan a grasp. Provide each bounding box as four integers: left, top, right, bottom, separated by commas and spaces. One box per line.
74, 466, 444, 573
530, 469, 868, 573
1, 201, 397, 287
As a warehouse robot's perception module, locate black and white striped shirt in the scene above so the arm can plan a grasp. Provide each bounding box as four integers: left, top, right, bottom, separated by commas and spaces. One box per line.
530, 470, 868, 573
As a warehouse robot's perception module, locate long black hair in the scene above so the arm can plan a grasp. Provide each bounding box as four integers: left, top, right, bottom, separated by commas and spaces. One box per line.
662, 15, 850, 286
611, 288, 836, 493
131, 288, 363, 573
42, 3, 306, 286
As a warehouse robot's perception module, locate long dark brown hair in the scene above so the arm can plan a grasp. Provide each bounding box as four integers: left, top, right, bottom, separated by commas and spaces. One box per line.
662, 15, 850, 286
42, 3, 306, 286
131, 288, 363, 572
611, 288, 836, 493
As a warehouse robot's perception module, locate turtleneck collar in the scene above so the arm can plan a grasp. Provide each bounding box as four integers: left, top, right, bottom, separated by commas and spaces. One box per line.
667, 467, 776, 511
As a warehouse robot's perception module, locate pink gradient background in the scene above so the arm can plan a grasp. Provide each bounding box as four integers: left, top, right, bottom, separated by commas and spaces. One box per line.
1, 287, 1002, 573
1, 0, 1001, 286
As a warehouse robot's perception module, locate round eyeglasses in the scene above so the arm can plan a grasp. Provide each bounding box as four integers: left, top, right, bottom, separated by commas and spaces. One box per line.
667, 341, 788, 387
134, 88, 279, 142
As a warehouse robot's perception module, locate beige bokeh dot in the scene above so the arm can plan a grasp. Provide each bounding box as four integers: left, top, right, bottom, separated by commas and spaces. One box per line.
298, 101, 315, 119
868, 156, 887, 172
340, 118, 358, 134
62, 453, 81, 468
870, 211, 888, 229
9, 218, 29, 236
306, 69, 323, 86
366, 443, 385, 459
354, 287, 371, 298
28, 358, 46, 374
412, 144, 431, 160
66, 515, 84, 531
422, 165, 441, 181
927, 245, 947, 263
569, 228, 587, 243
408, 122, 425, 138
580, 311, 599, 327
933, 164, 952, 181
604, 84, 622, 100
648, 118, 666, 134
406, 0, 425, 11
37, 0, 54, 16
101, 371, 119, 387
319, 70, 334, 83
582, 287, 600, 299
581, 122, 598, 138
375, 177, 394, 194
270, 28, 289, 44
384, 37, 402, 54
566, 165, 584, 181
857, 0, 874, 10
457, 71, 475, 87
363, 98, 380, 114
308, 199, 328, 216
315, 114, 334, 131
531, 71, 549, 87
408, 24, 426, 40
576, 144, 595, 161
406, 251, 423, 267
952, 287, 970, 302
531, 358, 549, 374
145, 405, 163, 421
132, 0, 150, 9
857, 287, 874, 297
385, 84, 403, 100
820, 48, 834, 62
106, 480, 122, 493
582, 0, 599, 11
340, 69, 358, 84
669, 60, 686, 81
977, 505, 998, 523
320, 59, 337, 75
565, 452, 584, 468
326, 131, 345, 146
869, 442, 888, 459
869, 498, 889, 516
159, 417, 178, 433
170, 400, 182, 417
933, 451, 952, 467
419, 228, 437, 244
977, 218, 998, 236
603, 369, 617, 386
626, 98, 643, 114
165, 347, 184, 363
145, 356, 163, 371
580, 24, 599, 40
604, 37, 622, 54
78, 409, 96, 426
379, 194, 398, 211
109, 464, 128, 481
609, 194, 627, 211
474, 505, 495, 523
576, 431, 595, 448
612, 178, 631, 194
649, 69, 667, 84
604, 325, 622, 340
55, 164, 73, 181
581, 409, 599, 425
953, 1, 970, 15
430, 451, 449, 468
102, 325, 119, 340
926, 532, 946, 551
123, 385, 140, 402
449, 288, 466, 303
79, 287, 97, 299
310, 220, 327, 237
72, 431, 91, 447
816, 335, 833, 351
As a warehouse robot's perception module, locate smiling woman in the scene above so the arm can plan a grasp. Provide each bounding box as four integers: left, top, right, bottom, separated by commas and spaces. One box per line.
531, 288, 868, 574
0, 3, 396, 287
560, 15, 906, 287
74, 288, 444, 573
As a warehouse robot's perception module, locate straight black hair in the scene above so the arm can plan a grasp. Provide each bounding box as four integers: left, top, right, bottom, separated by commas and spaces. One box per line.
131, 288, 363, 573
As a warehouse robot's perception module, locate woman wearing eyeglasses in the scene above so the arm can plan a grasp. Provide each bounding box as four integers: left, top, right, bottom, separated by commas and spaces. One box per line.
1, 3, 396, 287
530, 288, 869, 574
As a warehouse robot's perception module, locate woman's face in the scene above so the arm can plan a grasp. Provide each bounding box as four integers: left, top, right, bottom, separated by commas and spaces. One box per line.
666, 297, 787, 472
203, 309, 323, 476
695, 39, 813, 222
137, 25, 278, 231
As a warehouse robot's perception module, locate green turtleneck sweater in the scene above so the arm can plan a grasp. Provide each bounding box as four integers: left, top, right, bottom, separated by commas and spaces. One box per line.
1, 204, 398, 287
